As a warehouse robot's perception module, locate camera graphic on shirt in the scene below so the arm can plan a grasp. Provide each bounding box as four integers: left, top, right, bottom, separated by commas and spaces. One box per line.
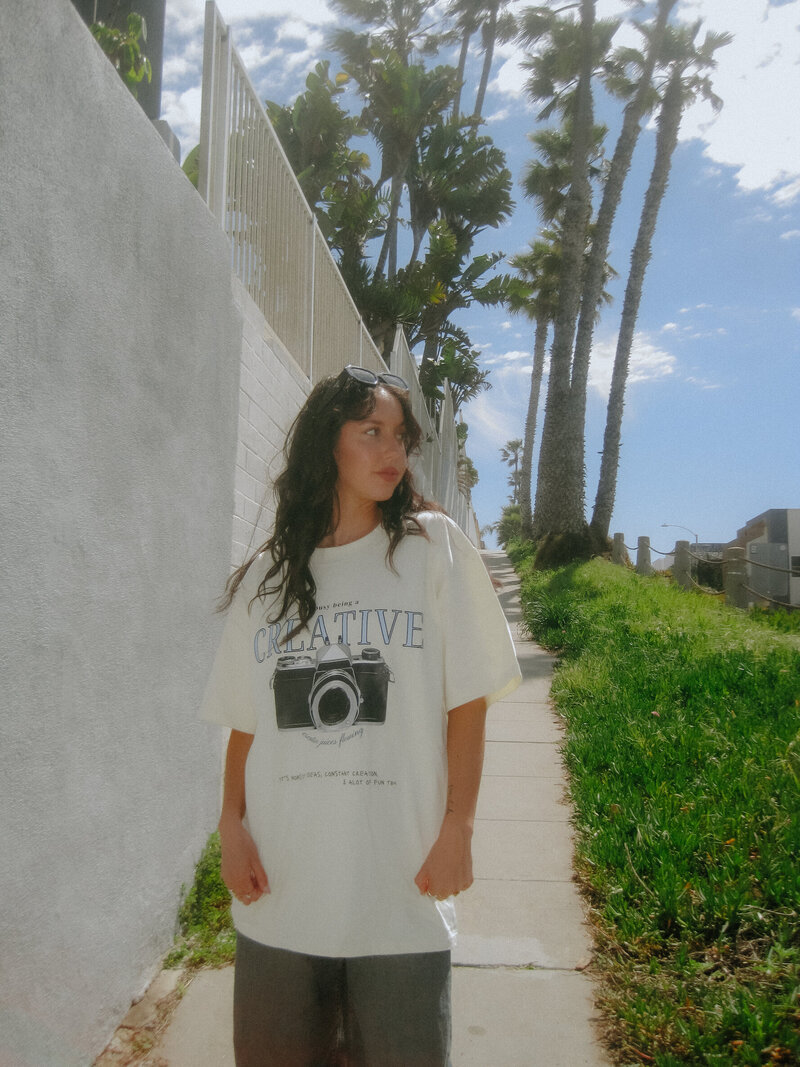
272, 642, 392, 732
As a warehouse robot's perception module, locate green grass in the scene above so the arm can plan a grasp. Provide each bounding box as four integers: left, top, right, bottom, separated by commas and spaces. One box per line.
163, 832, 236, 970
515, 559, 800, 1066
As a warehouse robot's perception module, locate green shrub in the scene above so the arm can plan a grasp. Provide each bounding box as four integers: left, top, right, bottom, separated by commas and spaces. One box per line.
90, 12, 152, 99
163, 832, 236, 969
494, 504, 521, 548
505, 536, 535, 567
749, 604, 800, 635
515, 560, 800, 1065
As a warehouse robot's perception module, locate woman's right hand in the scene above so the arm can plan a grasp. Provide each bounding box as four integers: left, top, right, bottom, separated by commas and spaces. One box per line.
219, 814, 270, 905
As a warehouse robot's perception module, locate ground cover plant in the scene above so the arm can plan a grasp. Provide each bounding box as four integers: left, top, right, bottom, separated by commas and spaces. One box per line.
163, 832, 235, 970
512, 551, 800, 1065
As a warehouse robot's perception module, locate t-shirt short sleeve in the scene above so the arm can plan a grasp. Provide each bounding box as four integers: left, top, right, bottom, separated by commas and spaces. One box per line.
426, 514, 521, 712
200, 588, 258, 734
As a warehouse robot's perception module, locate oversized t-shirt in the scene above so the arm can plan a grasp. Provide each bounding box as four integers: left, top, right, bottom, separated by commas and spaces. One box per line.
201, 511, 521, 958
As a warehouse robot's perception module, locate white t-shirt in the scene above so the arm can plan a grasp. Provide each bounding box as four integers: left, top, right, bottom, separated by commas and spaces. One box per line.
201, 512, 521, 958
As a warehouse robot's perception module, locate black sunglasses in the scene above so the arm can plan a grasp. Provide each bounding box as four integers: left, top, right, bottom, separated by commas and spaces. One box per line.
337, 365, 409, 392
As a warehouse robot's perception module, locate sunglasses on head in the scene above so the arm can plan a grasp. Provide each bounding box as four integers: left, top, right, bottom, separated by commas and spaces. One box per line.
337, 365, 409, 392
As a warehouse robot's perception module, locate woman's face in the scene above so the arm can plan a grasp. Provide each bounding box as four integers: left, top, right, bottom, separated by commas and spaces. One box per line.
333, 387, 409, 513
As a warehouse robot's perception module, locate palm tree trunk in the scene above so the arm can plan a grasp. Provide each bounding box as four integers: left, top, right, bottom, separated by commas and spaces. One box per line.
519, 313, 548, 539
591, 64, 684, 539
531, 0, 595, 539
569, 0, 676, 406
409, 225, 425, 267
375, 172, 403, 278
452, 30, 471, 120
421, 331, 439, 367
473, 2, 498, 120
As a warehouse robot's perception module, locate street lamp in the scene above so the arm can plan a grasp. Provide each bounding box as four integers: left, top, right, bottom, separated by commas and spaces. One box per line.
661, 522, 698, 545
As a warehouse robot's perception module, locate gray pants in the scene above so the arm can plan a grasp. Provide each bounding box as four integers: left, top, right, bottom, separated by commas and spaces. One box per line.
233, 933, 452, 1067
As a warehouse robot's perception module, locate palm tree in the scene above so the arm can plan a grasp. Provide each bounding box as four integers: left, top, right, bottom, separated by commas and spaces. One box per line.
418, 339, 491, 417
329, 2, 456, 278
447, 0, 516, 121
447, 0, 483, 120
567, 0, 678, 516
522, 120, 608, 224
473, 0, 516, 120
516, 117, 608, 535
328, 0, 435, 65
520, 0, 604, 540
265, 61, 368, 222
414, 235, 522, 365
500, 438, 523, 505
316, 0, 518, 378
591, 21, 731, 539
407, 119, 512, 266
508, 235, 562, 538
344, 48, 455, 278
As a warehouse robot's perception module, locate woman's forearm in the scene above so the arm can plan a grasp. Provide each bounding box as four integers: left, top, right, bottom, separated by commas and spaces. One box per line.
413, 697, 487, 899
219, 728, 254, 825
442, 697, 487, 829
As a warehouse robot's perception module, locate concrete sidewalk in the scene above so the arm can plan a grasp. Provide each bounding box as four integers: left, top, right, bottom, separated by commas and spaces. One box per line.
112, 550, 609, 1066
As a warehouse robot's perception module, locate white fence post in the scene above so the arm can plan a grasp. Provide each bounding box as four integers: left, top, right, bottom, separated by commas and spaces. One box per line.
198, 1, 231, 222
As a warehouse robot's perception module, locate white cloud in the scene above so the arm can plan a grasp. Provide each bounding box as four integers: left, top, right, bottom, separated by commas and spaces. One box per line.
772, 178, 800, 206
239, 41, 283, 70
685, 376, 722, 390
166, 0, 208, 36
481, 349, 531, 369
489, 0, 800, 201
167, 0, 335, 47
588, 333, 677, 396
662, 322, 679, 332
466, 352, 539, 445
162, 49, 199, 84
282, 48, 321, 73
791, 308, 800, 321
674, 0, 800, 201
491, 55, 527, 98
780, 229, 800, 241
161, 86, 203, 152
275, 21, 326, 57
467, 395, 517, 446
197, 0, 335, 25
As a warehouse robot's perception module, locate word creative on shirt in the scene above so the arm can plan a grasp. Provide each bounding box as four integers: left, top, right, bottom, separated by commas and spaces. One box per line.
253, 606, 424, 663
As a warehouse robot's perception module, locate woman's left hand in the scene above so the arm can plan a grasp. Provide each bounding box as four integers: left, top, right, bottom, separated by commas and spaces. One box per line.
414, 818, 474, 900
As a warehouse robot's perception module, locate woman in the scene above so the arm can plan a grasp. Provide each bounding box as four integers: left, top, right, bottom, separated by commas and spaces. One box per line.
202, 365, 521, 1066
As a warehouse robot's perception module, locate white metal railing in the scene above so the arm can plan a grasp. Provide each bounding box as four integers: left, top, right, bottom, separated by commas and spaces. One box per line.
198, 1, 478, 541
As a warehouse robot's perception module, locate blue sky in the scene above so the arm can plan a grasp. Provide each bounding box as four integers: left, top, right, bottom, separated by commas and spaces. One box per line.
161, 0, 799, 554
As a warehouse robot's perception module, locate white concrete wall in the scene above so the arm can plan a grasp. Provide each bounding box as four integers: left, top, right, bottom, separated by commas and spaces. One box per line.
0, 2, 243, 1063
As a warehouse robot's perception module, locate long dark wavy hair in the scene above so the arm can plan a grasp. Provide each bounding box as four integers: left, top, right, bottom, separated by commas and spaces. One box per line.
219, 372, 439, 630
